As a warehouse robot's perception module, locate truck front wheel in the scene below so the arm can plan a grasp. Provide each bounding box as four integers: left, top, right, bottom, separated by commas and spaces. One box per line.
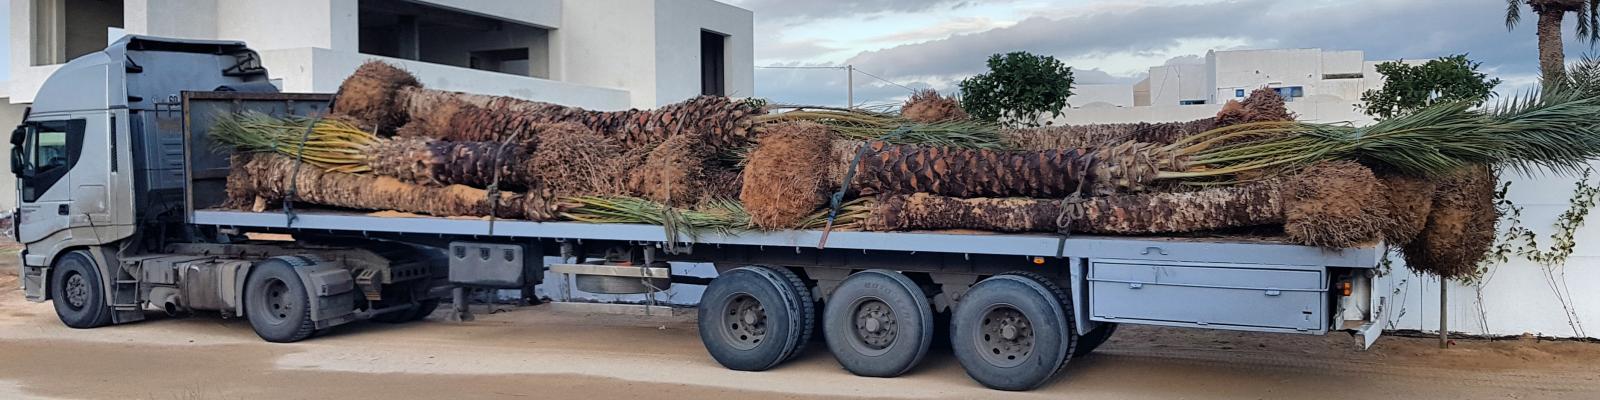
50, 251, 114, 329
697, 266, 813, 371
245, 258, 316, 343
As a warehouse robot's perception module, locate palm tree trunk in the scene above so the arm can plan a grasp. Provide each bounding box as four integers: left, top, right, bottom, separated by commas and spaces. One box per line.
1538, 8, 1568, 84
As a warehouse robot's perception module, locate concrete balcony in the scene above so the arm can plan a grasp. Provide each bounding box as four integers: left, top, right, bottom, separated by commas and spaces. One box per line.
259, 47, 632, 111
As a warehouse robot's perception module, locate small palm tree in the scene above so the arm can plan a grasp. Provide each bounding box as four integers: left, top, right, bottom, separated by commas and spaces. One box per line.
1505, 0, 1600, 83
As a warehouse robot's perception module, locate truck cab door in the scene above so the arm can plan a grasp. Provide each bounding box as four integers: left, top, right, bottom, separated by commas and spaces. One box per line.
12, 118, 85, 245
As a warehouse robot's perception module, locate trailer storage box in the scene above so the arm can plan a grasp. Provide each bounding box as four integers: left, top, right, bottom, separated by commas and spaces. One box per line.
1087, 260, 1328, 334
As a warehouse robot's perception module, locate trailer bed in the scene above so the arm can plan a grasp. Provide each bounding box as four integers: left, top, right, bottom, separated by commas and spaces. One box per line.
194, 209, 1382, 268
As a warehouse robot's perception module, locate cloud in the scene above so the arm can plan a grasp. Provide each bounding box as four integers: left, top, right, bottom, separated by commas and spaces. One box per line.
1163, 55, 1205, 65
1074, 68, 1141, 85
841, 1, 1270, 79
726, 0, 1006, 23
863, 16, 1014, 44
751, 0, 1595, 105
755, 37, 845, 63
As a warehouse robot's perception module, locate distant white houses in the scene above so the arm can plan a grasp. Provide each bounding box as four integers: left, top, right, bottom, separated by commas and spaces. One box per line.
1059, 48, 1399, 126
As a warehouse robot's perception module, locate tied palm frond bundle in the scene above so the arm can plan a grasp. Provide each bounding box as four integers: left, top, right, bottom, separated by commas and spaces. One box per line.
560, 196, 751, 245
756, 106, 1004, 149
211, 111, 544, 189
210, 112, 379, 173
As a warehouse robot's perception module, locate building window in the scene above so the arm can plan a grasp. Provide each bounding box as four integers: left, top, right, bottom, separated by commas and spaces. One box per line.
1235, 89, 1245, 98
1323, 73, 1363, 80
1274, 86, 1305, 99
31, 0, 124, 66
358, 0, 551, 79
1179, 100, 1207, 106
701, 30, 728, 96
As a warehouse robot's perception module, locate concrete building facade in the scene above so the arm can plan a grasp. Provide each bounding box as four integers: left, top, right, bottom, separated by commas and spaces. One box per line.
0, 0, 755, 212
1060, 48, 1389, 126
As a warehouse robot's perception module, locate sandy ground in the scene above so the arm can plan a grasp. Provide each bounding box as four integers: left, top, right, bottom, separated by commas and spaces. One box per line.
2, 258, 1599, 399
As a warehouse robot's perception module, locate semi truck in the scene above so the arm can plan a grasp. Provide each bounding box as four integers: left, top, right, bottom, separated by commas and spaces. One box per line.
12, 36, 1386, 391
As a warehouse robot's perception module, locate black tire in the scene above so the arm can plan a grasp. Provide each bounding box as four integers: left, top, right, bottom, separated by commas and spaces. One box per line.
50, 250, 113, 329
770, 267, 816, 361
950, 274, 1076, 391
245, 258, 316, 343
823, 269, 934, 377
370, 305, 418, 323
1001, 271, 1080, 361
1074, 323, 1118, 357
698, 266, 810, 371
410, 299, 441, 321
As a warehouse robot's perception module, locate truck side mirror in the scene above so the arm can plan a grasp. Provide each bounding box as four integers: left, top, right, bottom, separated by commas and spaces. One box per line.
10, 146, 23, 176
9, 125, 23, 146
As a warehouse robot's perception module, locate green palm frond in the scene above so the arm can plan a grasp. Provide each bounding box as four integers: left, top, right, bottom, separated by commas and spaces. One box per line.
210, 111, 379, 172
756, 107, 1004, 149
1162, 91, 1600, 180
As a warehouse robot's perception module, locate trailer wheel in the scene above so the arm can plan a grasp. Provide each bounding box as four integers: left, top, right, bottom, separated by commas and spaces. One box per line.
245, 258, 316, 343
50, 250, 114, 329
698, 266, 812, 371
1074, 323, 1118, 357
950, 274, 1076, 391
823, 269, 934, 377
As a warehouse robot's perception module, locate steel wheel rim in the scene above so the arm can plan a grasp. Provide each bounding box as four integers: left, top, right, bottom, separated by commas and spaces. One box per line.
720, 293, 767, 351
63, 272, 88, 310
261, 278, 294, 324
975, 303, 1033, 368
848, 297, 897, 356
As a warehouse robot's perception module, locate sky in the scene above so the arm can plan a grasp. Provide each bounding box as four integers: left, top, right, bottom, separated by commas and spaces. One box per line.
0, 0, 1582, 107
724, 0, 1591, 107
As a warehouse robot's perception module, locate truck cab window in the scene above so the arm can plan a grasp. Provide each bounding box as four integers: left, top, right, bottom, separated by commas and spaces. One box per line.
19, 119, 85, 202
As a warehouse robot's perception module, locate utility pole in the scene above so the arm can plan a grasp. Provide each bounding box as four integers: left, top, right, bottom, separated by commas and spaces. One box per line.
1439, 278, 1449, 348
846, 64, 855, 110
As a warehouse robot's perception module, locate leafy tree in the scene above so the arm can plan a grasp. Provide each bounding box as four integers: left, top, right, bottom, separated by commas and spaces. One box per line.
1361, 54, 1502, 120
1504, 0, 1600, 83
958, 52, 1074, 127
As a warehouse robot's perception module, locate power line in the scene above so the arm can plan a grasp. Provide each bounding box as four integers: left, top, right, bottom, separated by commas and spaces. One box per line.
851, 68, 919, 93
756, 65, 847, 70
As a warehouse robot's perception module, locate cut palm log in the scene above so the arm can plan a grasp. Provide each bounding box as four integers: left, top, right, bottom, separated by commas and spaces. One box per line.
853, 141, 1182, 197
335, 61, 764, 149
226, 153, 563, 220
862, 161, 1387, 247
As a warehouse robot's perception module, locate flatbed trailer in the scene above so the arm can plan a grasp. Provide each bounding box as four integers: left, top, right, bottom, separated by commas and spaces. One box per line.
13, 36, 1387, 391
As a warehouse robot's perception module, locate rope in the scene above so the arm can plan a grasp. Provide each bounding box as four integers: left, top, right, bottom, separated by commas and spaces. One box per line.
484, 128, 526, 236
1055, 151, 1096, 236
281, 112, 320, 228
818, 125, 913, 249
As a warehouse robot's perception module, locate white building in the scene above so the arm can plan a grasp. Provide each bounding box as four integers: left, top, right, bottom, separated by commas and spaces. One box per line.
1061, 48, 1390, 126
0, 0, 756, 211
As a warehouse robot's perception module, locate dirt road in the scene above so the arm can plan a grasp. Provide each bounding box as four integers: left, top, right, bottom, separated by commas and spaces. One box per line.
2, 270, 1598, 399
